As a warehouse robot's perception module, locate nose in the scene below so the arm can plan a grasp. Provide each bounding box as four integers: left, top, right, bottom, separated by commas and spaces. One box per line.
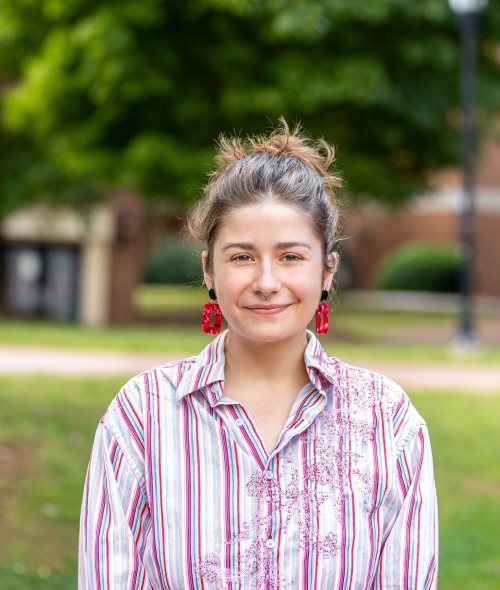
252, 259, 281, 299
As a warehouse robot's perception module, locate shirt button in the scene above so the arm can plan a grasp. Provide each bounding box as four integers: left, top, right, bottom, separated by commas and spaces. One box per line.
265, 471, 274, 479
265, 539, 276, 549
235, 419, 244, 426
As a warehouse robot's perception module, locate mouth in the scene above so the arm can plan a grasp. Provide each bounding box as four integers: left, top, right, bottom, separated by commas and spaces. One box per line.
245, 304, 291, 315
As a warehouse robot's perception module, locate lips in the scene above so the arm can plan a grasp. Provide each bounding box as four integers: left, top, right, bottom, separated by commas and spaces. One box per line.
245, 304, 290, 315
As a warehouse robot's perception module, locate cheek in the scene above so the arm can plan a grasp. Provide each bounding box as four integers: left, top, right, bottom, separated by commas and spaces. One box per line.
293, 264, 324, 296
214, 266, 245, 301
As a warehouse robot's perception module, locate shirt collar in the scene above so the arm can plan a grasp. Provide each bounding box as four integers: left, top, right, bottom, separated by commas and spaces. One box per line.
176, 330, 227, 404
176, 329, 337, 405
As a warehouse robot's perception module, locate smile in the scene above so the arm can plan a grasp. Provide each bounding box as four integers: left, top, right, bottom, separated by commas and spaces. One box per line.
245, 304, 290, 315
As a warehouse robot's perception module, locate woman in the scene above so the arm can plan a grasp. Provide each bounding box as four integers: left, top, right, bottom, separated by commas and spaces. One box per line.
79, 121, 438, 589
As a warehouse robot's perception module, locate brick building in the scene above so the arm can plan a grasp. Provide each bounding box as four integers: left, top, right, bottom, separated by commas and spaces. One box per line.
343, 139, 500, 297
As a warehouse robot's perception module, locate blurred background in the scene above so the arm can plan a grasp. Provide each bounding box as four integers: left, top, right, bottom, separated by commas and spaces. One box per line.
0, 0, 499, 588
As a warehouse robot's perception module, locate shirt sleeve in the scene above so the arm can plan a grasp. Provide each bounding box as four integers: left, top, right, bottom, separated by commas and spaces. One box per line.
78, 420, 152, 590
373, 420, 438, 590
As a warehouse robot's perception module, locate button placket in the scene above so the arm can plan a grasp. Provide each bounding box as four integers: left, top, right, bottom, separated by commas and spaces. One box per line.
261, 465, 278, 504
261, 464, 278, 548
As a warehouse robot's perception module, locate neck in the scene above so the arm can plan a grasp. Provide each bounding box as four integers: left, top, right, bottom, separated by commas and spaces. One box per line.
224, 329, 309, 385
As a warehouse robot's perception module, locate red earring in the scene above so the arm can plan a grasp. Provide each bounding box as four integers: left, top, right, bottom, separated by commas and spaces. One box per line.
316, 290, 329, 335
202, 288, 222, 334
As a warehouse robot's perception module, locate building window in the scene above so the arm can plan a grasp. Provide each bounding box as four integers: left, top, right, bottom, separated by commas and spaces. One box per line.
4, 244, 79, 321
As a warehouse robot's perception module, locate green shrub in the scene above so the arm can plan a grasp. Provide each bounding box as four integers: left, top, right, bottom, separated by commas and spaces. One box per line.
143, 239, 203, 284
376, 243, 460, 292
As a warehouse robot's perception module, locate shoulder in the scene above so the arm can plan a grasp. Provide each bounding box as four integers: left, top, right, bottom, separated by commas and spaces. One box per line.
323, 356, 403, 414
100, 355, 198, 438
324, 356, 426, 449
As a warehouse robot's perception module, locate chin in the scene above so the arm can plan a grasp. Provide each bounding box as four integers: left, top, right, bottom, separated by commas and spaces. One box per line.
229, 321, 306, 344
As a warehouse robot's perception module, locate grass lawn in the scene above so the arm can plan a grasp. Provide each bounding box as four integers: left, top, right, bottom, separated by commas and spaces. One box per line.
0, 376, 499, 589
0, 377, 123, 589
0, 320, 212, 355
1, 284, 499, 364
1, 317, 500, 365
133, 283, 207, 311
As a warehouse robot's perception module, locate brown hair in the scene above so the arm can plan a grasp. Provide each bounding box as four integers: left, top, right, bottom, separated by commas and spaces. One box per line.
187, 119, 342, 282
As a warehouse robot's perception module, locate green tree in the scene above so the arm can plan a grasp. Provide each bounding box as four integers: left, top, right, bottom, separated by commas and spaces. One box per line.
0, 0, 499, 213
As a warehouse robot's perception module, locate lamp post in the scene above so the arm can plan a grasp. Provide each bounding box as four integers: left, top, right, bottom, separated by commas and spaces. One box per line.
448, 0, 487, 347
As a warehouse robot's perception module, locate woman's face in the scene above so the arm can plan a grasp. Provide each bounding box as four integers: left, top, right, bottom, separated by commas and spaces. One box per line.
203, 202, 334, 343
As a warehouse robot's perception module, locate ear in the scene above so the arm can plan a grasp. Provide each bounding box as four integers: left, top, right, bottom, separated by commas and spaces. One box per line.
201, 251, 212, 289
323, 252, 339, 290
330, 251, 340, 273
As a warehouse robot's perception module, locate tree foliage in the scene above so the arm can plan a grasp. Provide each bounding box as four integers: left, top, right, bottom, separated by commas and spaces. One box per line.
0, 0, 500, 213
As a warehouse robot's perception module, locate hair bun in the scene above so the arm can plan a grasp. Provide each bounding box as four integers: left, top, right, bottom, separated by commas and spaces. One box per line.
213, 118, 341, 198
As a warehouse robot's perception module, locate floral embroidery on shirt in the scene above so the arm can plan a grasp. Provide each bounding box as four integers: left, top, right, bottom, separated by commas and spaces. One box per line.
327, 361, 401, 418
198, 407, 375, 588
305, 410, 376, 516
198, 539, 290, 589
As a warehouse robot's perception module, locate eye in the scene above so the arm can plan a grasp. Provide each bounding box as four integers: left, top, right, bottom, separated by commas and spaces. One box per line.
282, 253, 302, 262
232, 254, 252, 262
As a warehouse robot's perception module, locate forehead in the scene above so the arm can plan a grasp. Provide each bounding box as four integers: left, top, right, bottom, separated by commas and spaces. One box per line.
216, 203, 320, 246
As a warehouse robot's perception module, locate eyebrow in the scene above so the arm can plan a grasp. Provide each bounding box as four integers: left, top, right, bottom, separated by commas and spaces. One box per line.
221, 242, 255, 251
221, 241, 312, 251
275, 241, 312, 250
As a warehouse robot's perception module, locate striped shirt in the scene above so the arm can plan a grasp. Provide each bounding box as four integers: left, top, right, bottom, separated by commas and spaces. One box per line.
79, 330, 438, 589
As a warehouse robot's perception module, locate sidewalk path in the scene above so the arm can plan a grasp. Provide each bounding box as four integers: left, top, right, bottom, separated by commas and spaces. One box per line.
0, 346, 499, 393
0, 346, 177, 377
